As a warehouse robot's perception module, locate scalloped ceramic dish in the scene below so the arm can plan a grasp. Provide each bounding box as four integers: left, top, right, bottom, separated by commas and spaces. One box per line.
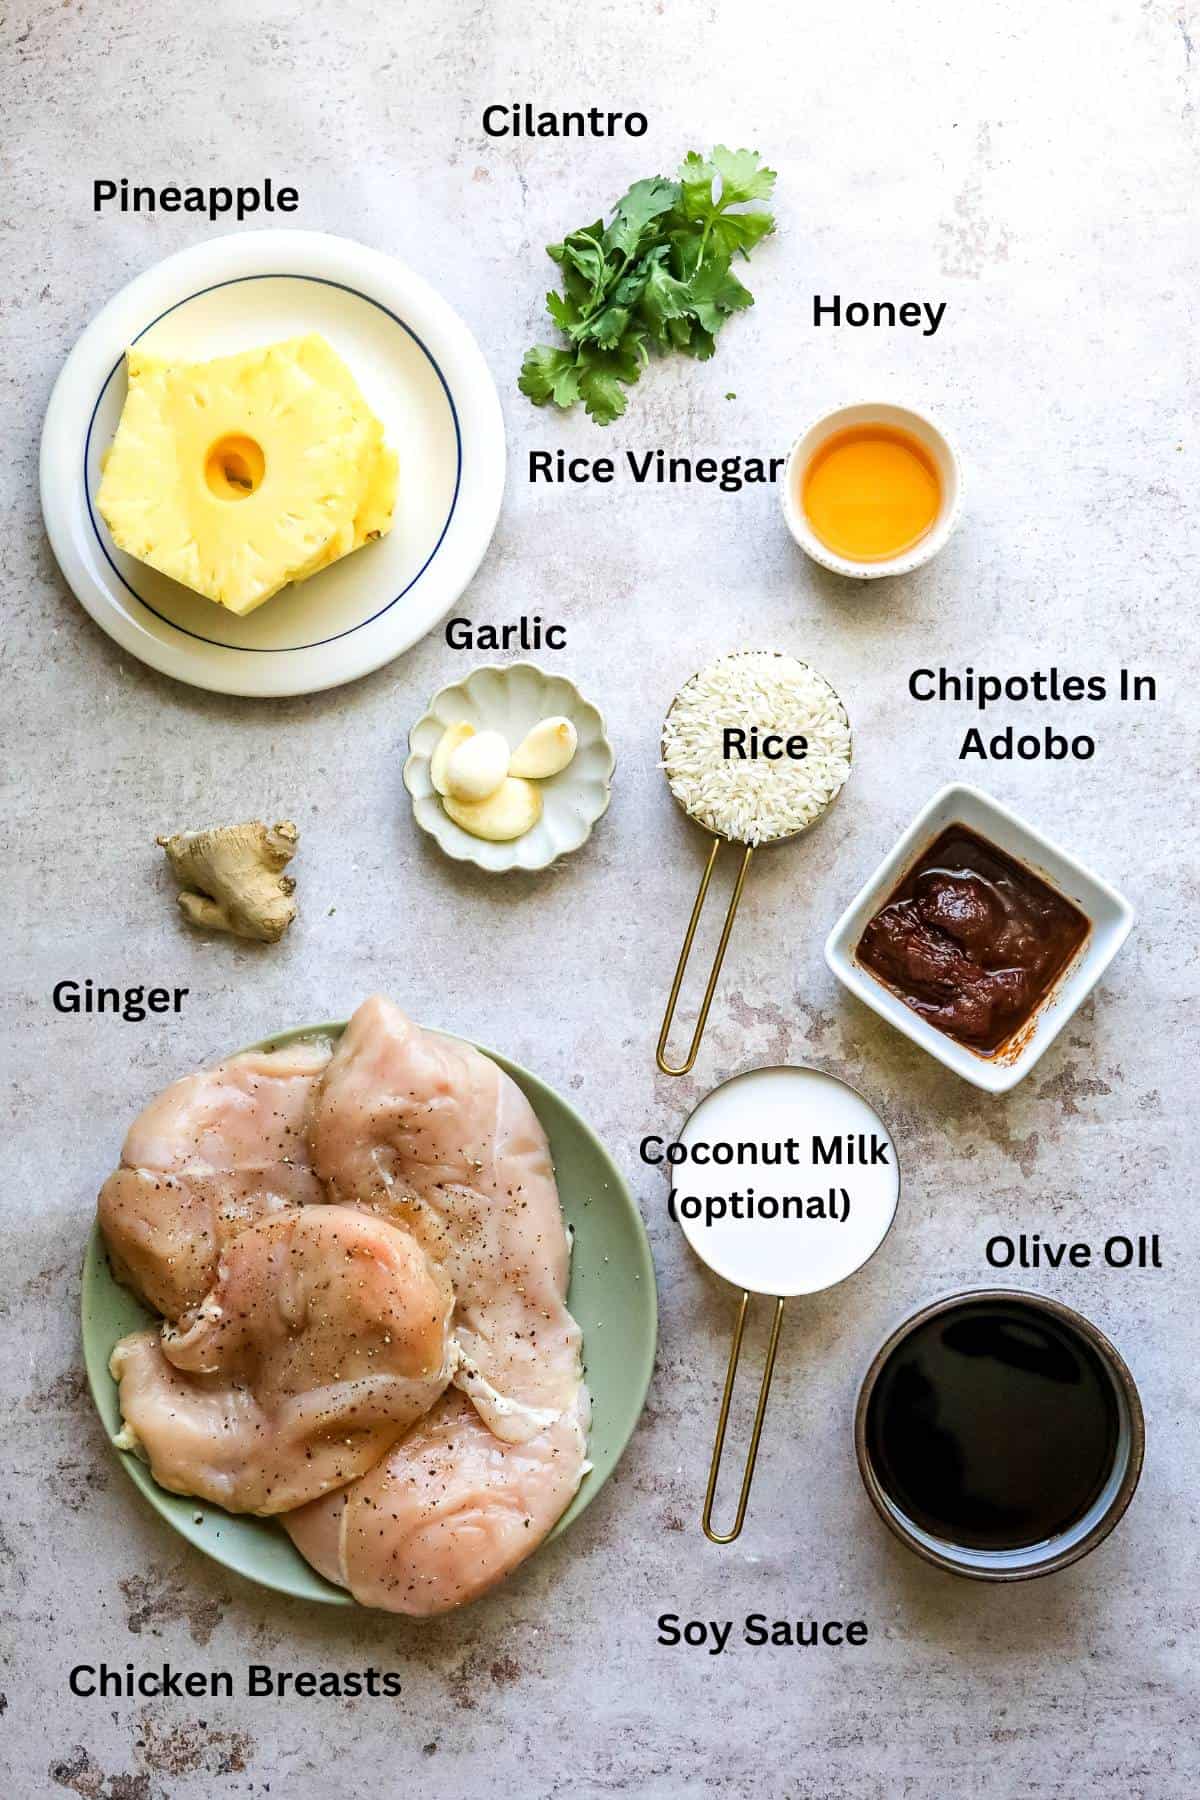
404, 662, 615, 871
82, 1020, 657, 1607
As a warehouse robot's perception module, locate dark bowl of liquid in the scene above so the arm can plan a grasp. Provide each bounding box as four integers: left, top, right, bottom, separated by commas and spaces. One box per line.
855, 1290, 1144, 1580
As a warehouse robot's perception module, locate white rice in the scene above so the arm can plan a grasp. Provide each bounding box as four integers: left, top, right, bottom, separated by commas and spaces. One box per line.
661, 650, 852, 845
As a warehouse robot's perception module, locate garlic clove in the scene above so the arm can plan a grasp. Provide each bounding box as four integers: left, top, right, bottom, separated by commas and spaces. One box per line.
443, 777, 543, 843
444, 729, 511, 802
508, 715, 578, 780
431, 722, 475, 796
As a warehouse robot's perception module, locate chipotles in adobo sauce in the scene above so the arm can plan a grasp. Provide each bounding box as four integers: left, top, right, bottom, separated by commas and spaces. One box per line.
856, 826, 1090, 1054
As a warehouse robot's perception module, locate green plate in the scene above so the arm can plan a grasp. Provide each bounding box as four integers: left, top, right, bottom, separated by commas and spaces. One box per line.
82, 1020, 657, 1608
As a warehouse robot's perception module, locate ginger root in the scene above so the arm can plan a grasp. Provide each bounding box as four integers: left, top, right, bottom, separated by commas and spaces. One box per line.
157, 820, 299, 943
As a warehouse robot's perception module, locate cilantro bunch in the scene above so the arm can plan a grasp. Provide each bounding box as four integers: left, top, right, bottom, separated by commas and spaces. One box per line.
519, 146, 777, 426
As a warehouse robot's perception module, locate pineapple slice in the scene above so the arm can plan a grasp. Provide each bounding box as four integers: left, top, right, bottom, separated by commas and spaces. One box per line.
289, 423, 398, 584
97, 338, 383, 615
295, 335, 399, 552
358, 442, 400, 542
286, 336, 398, 579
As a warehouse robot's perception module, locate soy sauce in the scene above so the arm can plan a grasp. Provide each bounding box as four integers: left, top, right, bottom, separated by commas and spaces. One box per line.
865, 1298, 1119, 1551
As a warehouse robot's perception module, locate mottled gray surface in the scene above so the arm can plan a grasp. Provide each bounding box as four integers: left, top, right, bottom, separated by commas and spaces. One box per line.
2, 0, 1198, 1794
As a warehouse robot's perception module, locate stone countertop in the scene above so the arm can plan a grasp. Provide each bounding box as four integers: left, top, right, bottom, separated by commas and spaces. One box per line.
2, 1, 1197, 1795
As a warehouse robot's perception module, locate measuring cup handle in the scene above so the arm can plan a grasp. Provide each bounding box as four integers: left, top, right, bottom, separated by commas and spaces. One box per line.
656, 839, 754, 1077
702, 1291, 786, 1545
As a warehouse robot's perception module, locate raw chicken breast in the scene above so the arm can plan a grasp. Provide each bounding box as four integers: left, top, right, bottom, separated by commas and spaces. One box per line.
110, 1206, 455, 1514
285, 1389, 589, 1615
288, 996, 590, 1612
98, 1041, 329, 1319
311, 995, 582, 1420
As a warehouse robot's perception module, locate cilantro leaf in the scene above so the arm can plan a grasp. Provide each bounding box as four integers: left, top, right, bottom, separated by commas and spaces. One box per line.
576, 262, 656, 348
577, 328, 649, 424
679, 324, 717, 361
604, 176, 678, 258
518, 346, 582, 410
576, 365, 630, 425
545, 242, 600, 313
708, 208, 775, 261
636, 256, 694, 343
547, 220, 605, 263
560, 230, 612, 305
683, 255, 754, 335
710, 145, 777, 206
677, 151, 719, 223
545, 289, 582, 334
587, 303, 633, 349
675, 146, 777, 258
521, 146, 775, 423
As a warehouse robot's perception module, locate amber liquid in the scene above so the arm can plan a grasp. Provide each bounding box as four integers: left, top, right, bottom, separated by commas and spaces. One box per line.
865, 1298, 1119, 1551
801, 424, 941, 562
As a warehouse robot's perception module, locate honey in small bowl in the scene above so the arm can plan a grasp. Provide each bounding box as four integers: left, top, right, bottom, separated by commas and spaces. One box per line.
801, 423, 942, 564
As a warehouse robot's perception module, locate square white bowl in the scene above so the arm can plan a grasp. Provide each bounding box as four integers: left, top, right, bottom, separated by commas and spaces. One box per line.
824, 784, 1135, 1093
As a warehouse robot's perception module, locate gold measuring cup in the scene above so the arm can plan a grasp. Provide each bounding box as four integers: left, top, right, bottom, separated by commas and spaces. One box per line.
657, 653, 852, 1076
673, 1066, 900, 1543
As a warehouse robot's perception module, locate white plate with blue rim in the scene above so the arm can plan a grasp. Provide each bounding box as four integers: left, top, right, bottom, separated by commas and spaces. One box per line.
40, 230, 506, 697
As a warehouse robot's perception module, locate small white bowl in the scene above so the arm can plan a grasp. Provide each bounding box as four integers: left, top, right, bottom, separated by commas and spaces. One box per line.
781, 402, 962, 579
404, 662, 614, 873
824, 783, 1134, 1093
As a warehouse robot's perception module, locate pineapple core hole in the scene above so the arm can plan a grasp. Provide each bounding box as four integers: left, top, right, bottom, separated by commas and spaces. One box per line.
205, 435, 266, 501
